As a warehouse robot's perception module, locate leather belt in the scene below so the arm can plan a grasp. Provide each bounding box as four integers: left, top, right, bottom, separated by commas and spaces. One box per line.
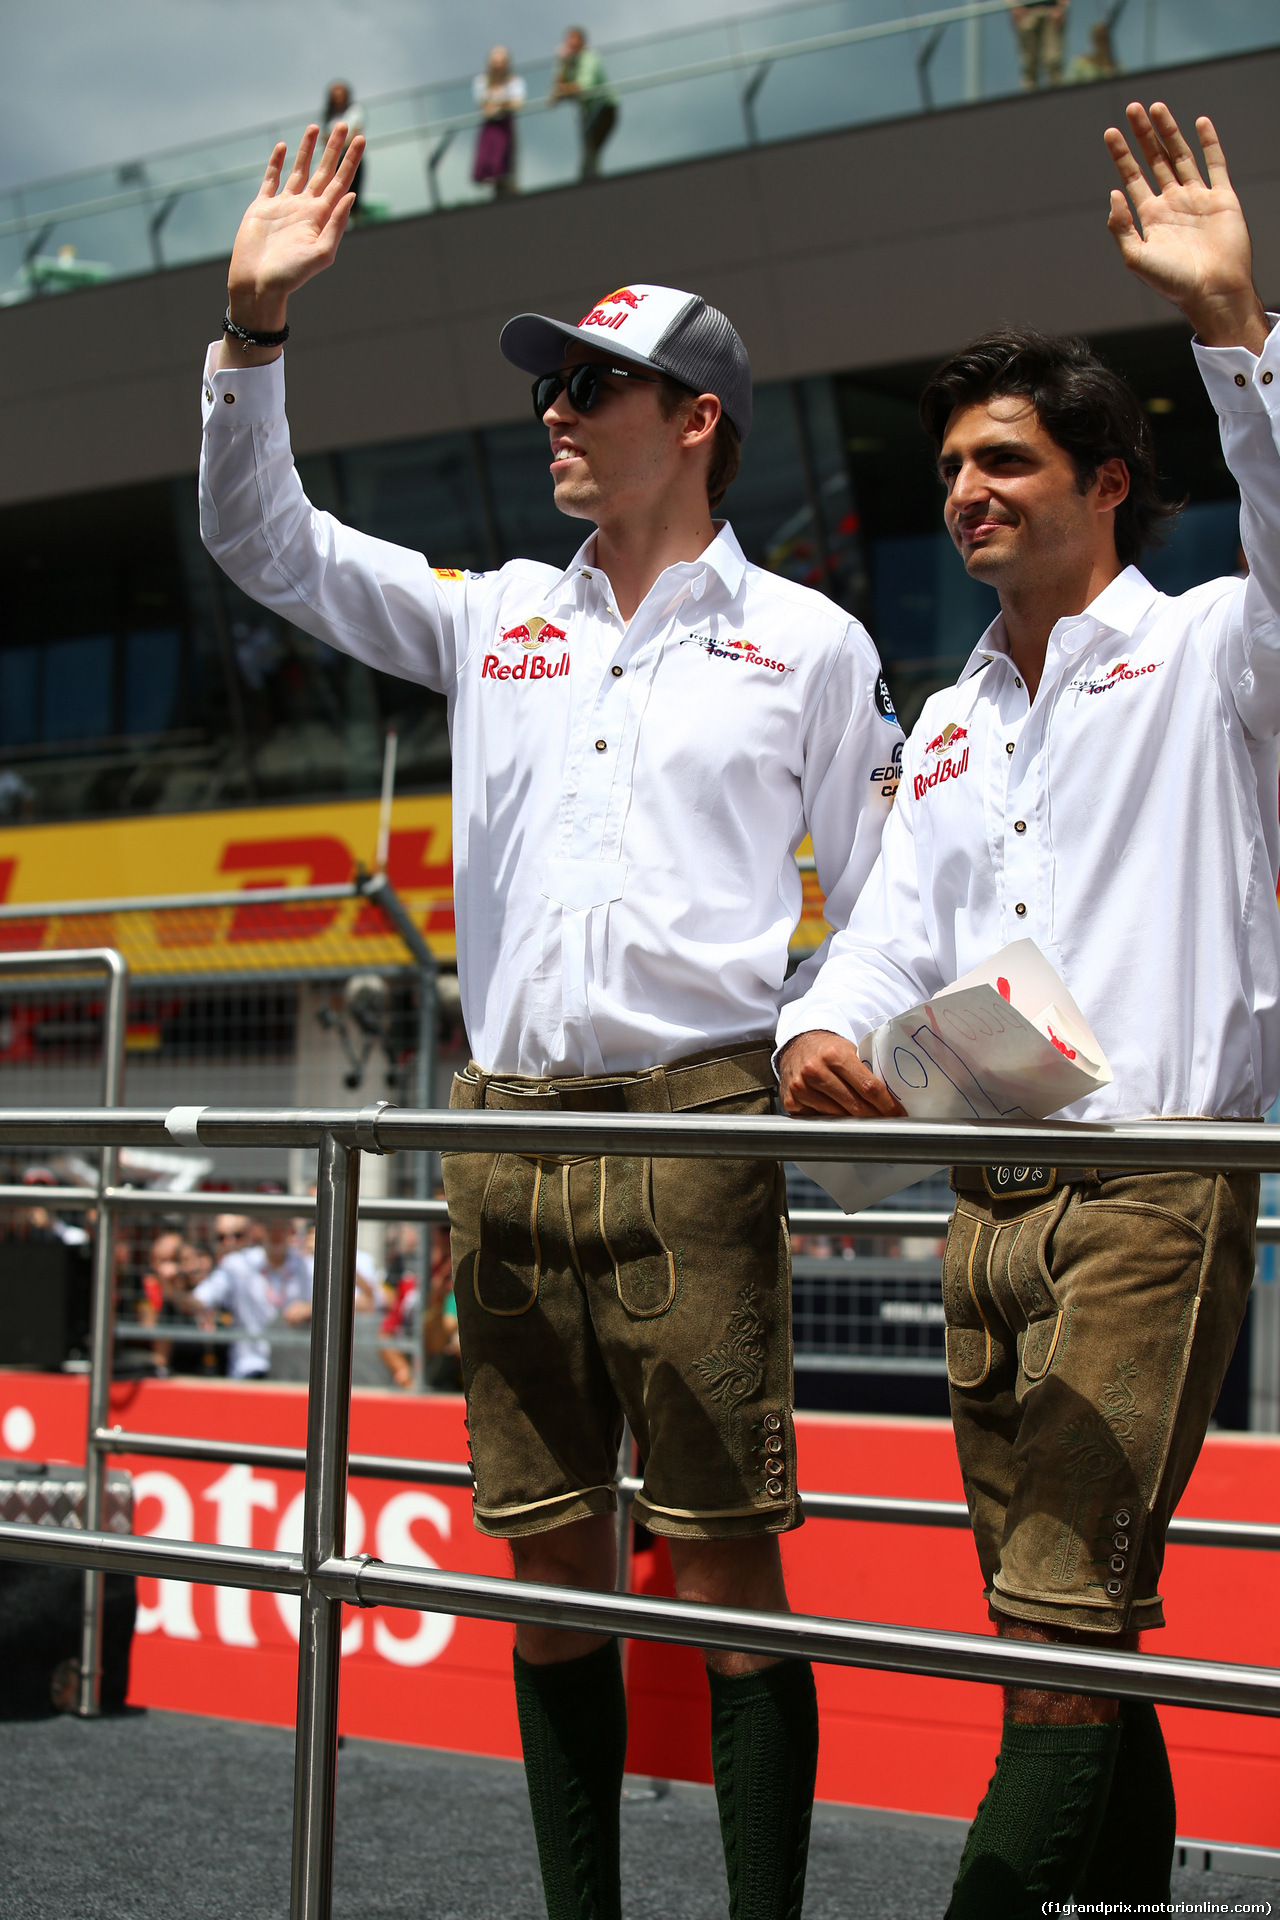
951, 1164, 1139, 1201
453, 1040, 777, 1116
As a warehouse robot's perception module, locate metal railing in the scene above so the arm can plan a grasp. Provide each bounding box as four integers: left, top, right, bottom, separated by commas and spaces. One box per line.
0, 949, 127, 1716
1, 0, 1275, 304
6, 1100, 1280, 1917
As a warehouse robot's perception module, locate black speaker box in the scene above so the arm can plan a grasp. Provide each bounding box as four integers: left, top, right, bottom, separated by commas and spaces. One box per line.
0, 1238, 92, 1370
0, 1463, 136, 1717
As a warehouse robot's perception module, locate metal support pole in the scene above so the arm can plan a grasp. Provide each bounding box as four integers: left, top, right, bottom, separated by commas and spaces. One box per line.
75, 951, 128, 1717
963, 4, 982, 99
289, 1131, 361, 1920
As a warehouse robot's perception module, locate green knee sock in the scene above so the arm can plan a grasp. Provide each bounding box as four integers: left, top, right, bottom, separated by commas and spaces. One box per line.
945, 1720, 1120, 1920
708, 1660, 820, 1920
512, 1639, 627, 1920
1074, 1701, 1176, 1902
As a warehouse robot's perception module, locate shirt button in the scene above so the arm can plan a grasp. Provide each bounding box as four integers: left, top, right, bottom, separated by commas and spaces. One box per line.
223, 392, 236, 404
1015, 677, 1023, 689
1015, 902, 1027, 917
1265, 371, 1275, 386
1014, 820, 1027, 834
204, 387, 213, 403
595, 739, 607, 752
1005, 741, 1015, 756
611, 665, 623, 677
1235, 373, 1247, 387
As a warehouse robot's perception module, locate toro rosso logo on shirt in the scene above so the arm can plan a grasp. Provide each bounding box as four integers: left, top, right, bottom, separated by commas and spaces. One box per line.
579, 287, 648, 331
914, 723, 969, 801
681, 633, 793, 674
1069, 658, 1164, 696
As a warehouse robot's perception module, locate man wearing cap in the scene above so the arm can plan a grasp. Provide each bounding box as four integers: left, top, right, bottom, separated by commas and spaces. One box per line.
200, 124, 902, 1920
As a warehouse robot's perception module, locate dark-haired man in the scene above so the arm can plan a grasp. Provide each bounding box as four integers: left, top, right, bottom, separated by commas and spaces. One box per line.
778, 104, 1280, 1912
200, 124, 902, 1920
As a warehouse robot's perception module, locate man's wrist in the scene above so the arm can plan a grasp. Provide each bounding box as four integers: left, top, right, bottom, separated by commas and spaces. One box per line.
227, 284, 289, 334
1184, 289, 1270, 355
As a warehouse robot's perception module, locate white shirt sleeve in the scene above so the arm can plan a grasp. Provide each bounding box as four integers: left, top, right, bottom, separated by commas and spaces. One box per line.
781, 623, 903, 1004
193, 1265, 231, 1310
775, 769, 946, 1057
198, 347, 473, 694
1193, 316, 1280, 739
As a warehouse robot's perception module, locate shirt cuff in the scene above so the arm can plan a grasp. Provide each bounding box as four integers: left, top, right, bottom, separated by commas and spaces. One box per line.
201, 341, 287, 427
1194, 313, 1280, 415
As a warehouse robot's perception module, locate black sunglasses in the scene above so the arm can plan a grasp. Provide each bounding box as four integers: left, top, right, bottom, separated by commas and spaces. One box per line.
532, 361, 661, 422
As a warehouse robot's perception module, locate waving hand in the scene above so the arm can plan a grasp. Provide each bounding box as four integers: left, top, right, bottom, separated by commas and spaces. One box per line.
219, 123, 366, 367
1104, 103, 1268, 353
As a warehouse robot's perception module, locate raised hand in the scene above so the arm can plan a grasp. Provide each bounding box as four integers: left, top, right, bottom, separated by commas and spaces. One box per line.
221, 124, 366, 356
1104, 103, 1268, 352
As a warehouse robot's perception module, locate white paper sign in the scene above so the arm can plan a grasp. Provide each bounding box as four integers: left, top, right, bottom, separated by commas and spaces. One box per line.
798, 940, 1112, 1216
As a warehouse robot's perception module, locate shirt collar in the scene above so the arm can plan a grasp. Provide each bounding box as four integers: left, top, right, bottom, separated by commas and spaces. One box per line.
958, 565, 1161, 681
555, 520, 747, 607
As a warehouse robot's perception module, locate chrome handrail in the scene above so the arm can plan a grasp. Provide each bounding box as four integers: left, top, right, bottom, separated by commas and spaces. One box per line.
4, 1098, 1280, 1918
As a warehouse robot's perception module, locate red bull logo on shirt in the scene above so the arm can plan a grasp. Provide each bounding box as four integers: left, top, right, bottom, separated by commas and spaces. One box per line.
923, 722, 968, 757
481, 651, 570, 683
914, 744, 969, 802
500, 616, 568, 648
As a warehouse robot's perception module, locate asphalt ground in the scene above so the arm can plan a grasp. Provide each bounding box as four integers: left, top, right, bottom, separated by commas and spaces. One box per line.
1, 1707, 1277, 1918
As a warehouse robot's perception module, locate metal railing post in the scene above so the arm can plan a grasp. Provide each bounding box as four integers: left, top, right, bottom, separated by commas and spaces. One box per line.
0, 952, 138, 1719
289, 1129, 361, 1920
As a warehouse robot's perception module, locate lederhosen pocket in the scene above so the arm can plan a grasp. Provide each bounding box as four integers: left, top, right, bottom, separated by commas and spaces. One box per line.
600, 1156, 677, 1317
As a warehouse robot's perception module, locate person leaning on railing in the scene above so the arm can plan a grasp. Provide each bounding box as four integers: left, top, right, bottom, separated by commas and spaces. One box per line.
196, 119, 904, 1920
777, 104, 1280, 1915
550, 26, 618, 181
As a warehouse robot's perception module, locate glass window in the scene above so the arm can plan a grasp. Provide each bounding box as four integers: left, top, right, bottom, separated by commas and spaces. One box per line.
0, 647, 39, 746
124, 629, 182, 735
43, 635, 113, 742
484, 419, 583, 570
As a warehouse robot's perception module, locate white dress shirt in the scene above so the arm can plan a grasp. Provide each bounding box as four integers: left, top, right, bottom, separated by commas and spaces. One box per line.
198, 348, 902, 1076
194, 1243, 313, 1379
777, 324, 1280, 1124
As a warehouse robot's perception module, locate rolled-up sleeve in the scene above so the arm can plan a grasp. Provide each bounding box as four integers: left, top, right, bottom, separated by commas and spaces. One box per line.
198, 346, 468, 693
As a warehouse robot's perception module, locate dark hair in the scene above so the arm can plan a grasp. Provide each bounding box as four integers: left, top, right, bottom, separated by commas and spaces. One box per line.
918, 326, 1182, 565
656, 375, 742, 510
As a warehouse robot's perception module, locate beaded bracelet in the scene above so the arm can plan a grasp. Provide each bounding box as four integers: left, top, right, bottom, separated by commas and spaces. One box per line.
223, 305, 290, 352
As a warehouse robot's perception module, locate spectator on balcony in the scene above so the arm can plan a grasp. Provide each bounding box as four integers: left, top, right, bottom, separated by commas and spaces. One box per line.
551, 27, 617, 180
190, 1216, 312, 1380
1067, 20, 1122, 84
1012, 0, 1069, 89
473, 46, 526, 198
322, 82, 365, 213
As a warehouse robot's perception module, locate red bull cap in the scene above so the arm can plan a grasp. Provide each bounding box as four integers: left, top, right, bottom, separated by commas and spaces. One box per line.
499, 283, 753, 440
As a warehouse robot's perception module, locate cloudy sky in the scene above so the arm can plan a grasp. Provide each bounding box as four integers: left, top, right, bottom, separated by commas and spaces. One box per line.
2, 0, 790, 189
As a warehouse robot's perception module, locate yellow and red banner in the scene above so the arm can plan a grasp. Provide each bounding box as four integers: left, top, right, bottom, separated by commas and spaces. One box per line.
0, 797, 831, 979
0, 797, 455, 978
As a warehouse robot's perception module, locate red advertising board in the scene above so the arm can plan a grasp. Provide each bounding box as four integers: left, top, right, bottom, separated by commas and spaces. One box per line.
3, 1369, 1279, 1845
